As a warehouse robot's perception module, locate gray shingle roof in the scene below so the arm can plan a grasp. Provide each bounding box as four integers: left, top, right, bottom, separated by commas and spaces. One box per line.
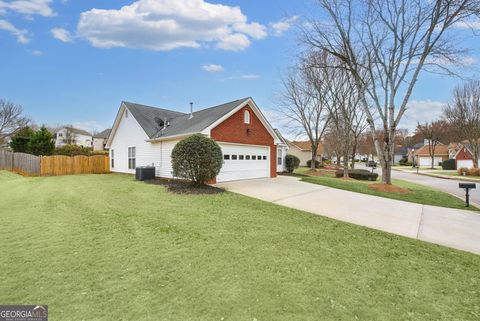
123, 98, 250, 139
94, 128, 111, 138
68, 127, 92, 136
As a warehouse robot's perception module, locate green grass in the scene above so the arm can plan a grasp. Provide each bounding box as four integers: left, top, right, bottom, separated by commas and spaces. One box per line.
432, 171, 480, 180
1, 171, 479, 320
294, 168, 477, 210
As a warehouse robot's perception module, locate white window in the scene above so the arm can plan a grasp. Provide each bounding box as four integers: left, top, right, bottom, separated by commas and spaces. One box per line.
128, 147, 136, 169
277, 148, 283, 165
111, 149, 114, 168
244, 110, 250, 124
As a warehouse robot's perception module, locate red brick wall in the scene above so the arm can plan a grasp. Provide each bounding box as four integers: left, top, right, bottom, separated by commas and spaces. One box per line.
456, 147, 473, 161
210, 104, 277, 178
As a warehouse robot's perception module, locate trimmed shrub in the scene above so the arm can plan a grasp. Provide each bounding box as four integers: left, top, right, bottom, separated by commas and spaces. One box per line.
55, 144, 94, 156
335, 169, 378, 181
458, 167, 469, 176
468, 168, 480, 176
398, 157, 409, 165
441, 159, 456, 170
306, 159, 321, 169
171, 134, 223, 186
285, 154, 300, 173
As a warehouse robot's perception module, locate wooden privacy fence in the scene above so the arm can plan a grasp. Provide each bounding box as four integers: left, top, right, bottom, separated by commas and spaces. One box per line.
40, 155, 109, 176
0, 149, 40, 176
0, 149, 109, 176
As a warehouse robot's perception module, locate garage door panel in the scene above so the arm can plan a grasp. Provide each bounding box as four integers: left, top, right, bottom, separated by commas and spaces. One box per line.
457, 159, 473, 169
217, 144, 269, 182
419, 157, 441, 167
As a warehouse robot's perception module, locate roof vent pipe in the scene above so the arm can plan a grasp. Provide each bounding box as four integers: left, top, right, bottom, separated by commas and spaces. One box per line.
189, 102, 193, 119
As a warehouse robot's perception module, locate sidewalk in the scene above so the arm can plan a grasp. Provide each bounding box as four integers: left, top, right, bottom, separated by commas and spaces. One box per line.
216, 176, 480, 255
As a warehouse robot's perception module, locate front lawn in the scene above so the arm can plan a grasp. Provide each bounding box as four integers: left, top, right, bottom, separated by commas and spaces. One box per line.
294, 167, 477, 210
1, 171, 479, 320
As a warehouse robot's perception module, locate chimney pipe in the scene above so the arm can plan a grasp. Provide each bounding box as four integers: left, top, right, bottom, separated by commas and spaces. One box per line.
189, 102, 193, 119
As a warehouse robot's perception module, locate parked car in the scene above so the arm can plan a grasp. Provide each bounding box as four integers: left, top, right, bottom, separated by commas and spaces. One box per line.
366, 161, 377, 167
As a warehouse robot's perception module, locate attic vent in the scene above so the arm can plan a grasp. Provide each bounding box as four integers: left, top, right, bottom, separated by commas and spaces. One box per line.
154, 117, 165, 128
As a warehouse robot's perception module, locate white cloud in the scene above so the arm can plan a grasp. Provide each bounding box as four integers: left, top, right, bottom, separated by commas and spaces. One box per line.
76, 0, 266, 51
402, 100, 446, 130
72, 121, 108, 133
216, 33, 250, 51
32, 49, 43, 55
201, 64, 223, 72
270, 16, 298, 36
454, 20, 480, 30
224, 74, 260, 81
0, 19, 29, 43
0, 0, 55, 17
51, 27, 72, 42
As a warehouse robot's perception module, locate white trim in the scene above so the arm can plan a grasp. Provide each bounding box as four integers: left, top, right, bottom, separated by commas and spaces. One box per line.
214, 141, 271, 148
146, 131, 200, 142
202, 98, 282, 145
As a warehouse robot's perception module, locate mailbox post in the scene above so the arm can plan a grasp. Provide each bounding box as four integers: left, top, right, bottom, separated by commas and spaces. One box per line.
459, 183, 476, 207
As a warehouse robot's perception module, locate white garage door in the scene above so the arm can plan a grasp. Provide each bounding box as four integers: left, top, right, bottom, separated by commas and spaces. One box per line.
457, 159, 474, 169
419, 157, 442, 167
217, 143, 269, 182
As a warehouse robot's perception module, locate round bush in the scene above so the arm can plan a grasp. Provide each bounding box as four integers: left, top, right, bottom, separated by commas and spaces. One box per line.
171, 134, 223, 185
306, 159, 321, 169
285, 154, 300, 173
441, 158, 456, 170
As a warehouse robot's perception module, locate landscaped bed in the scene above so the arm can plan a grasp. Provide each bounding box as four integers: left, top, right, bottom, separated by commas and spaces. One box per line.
294, 167, 477, 210
0, 171, 479, 320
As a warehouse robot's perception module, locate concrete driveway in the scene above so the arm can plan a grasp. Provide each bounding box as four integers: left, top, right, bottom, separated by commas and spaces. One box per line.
216, 176, 480, 255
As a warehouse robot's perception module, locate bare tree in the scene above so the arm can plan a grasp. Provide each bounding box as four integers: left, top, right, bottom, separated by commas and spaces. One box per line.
279, 65, 330, 170
444, 81, 480, 167
310, 55, 366, 177
302, 0, 479, 184
63, 125, 77, 145
0, 99, 29, 142
416, 120, 449, 169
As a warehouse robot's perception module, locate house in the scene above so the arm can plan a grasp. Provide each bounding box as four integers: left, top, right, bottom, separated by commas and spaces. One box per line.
93, 129, 111, 151
285, 140, 324, 166
55, 127, 93, 148
393, 145, 408, 164
414, 143, 449, 167
454, 145, 475, 169
106, 97, 284, 182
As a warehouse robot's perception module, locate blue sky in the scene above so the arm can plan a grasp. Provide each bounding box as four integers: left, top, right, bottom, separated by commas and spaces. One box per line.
0, 0, 479, 135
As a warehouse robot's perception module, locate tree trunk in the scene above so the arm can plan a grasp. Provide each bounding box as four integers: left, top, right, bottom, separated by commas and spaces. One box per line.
343, 155, 349, 178
381, 162, 391, 184
378, 138, 393, 185
311, 151, 317, 170
431, 155, 434, 169
351, 144, 357, 169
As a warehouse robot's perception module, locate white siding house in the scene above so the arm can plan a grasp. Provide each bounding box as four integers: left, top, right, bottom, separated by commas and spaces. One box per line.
106, 98, 284, 182
55, 127, 93, 148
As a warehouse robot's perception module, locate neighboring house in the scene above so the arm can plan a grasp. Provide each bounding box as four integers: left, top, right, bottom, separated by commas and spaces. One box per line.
454, 145, 475, 169
393, 145, 409, 165
55, 127, 93, 148
414, 143, 449, 167
273, 129, 289, 172
285, 140, 324, 166
93, 129, 111, 151
106, 97, 284, 183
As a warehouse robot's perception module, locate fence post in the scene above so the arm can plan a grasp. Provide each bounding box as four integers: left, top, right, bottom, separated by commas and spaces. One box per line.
10, 151, 14, 171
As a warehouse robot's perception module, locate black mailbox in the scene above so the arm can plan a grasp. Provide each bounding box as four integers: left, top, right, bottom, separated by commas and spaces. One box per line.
459, 183, 476, 189
459, 183, 476, 207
